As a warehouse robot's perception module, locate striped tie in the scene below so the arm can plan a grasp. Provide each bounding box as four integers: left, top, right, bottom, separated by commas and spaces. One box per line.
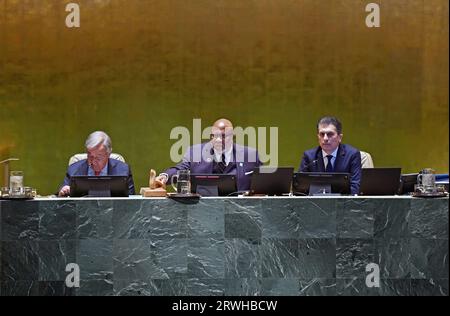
213, 153, 226, 174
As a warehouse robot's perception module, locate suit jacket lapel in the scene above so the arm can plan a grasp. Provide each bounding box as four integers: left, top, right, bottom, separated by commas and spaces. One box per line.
206, 161, 214, 173
315, 147, 325, 172
233, 144, 243, 180
205, 143, 215, 173
334, 144, 345, 171
108, 158, 115, 175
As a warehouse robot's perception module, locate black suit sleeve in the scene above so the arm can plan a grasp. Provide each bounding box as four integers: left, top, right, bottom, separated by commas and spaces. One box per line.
349, 150, 362, 195
127, 166, 136, 195
61, 168, 71, 188
299, 152, 310, 172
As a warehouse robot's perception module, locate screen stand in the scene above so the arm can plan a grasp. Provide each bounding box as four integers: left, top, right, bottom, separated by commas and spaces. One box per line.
88, 189, 111, 197
196, 185, 219, 197
309, 184, 340, 196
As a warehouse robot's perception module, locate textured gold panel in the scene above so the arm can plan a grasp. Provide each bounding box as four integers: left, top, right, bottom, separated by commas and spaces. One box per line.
0, 0, 448, 194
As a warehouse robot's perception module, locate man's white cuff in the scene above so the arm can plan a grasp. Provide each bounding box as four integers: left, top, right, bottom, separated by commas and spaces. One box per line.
159, 173, 169, 182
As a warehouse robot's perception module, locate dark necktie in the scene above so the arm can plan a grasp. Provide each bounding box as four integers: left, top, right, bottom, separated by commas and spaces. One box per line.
325, 155, 333, 172
213, 153, 226, 174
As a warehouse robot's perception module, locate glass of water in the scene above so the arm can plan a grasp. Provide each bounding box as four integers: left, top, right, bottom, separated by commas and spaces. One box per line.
171, 170, 191, 195
9, 171, 23, 189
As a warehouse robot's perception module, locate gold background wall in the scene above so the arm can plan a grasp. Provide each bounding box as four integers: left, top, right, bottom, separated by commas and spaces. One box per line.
0, 0, 448, 195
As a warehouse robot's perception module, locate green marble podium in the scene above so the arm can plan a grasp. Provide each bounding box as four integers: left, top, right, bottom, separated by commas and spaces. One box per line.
0, 196, 448, 296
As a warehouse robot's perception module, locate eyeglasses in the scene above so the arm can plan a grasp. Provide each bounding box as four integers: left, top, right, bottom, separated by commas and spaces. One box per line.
87, 154, 108, 162
210, 133, 233, 140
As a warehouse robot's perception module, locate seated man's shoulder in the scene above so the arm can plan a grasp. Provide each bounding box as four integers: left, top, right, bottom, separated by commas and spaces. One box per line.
68, 158, 87, 170
341, 143, 360, 154
110, 158, 130, 168
303, 146, 320, 156
235, 144, 260, 160
236, 143, 257, 153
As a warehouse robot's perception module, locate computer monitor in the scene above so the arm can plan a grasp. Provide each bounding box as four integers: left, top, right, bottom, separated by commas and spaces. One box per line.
359, 168, 401, 195
398, 173, 419, 195
292, 172, 351, 195
69, 176, 129, 197
190, 174, 237, 197
250, 167, 294, 196
436, 174, 449, 193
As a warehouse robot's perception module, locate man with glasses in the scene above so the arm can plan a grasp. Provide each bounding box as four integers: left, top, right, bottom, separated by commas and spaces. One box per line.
58, 131, 135, 196
156, 118, 262, 192
299, 116, 361, 195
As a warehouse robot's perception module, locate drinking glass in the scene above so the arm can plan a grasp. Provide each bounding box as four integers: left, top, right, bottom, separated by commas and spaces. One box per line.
171, 170, 191, 195
9, 171, 23, 189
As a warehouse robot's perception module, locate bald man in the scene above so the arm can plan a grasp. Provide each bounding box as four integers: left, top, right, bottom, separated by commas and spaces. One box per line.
156, 118, 262, 192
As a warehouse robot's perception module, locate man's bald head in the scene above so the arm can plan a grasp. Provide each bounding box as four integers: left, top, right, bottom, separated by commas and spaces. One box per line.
213, 118, 233, 130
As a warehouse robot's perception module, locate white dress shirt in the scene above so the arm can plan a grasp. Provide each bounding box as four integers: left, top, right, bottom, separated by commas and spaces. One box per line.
322, 147, 338, 170
214, 146, 233, 166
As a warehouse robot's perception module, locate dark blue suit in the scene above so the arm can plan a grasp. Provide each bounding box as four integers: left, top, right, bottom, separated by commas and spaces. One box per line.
299, 144, 361, 194
164, 142, 262, 192
61, 158, 135, 195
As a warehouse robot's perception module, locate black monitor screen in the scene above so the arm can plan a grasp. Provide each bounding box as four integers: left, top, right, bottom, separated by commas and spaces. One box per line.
190, 174, 237, 196
359, 167, 401, 195
292, 172, 351, 195
398, 173, 418, 195
250, 166, 294, 196
69, 176, 129, 197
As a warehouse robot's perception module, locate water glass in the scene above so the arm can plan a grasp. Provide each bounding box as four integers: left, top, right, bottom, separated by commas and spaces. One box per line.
171, 170, 191, 195
10, 171, 23, 189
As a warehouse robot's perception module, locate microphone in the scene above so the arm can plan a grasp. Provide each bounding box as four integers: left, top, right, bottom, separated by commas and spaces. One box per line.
301, 159, 318, 172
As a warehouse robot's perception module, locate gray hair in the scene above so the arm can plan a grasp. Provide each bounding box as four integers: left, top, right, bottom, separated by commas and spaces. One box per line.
85, 131, 112, 154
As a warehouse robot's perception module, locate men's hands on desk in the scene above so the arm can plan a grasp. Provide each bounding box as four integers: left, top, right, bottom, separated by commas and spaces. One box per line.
154, 174, 168, 189
59, 185, 70, 197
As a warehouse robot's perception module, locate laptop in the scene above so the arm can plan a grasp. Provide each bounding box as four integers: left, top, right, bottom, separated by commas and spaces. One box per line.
249, 167, 294, 196
359, 168, 401, 195
69, 175, 129, 197
436, 174, 450, 192
292, 172, 351, 195
190, 174, 237, 196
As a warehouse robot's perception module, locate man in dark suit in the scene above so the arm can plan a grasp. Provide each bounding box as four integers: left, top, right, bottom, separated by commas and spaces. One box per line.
156, 118, 262, 192
299, 116, 361, 194
58, 131, 135, 196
